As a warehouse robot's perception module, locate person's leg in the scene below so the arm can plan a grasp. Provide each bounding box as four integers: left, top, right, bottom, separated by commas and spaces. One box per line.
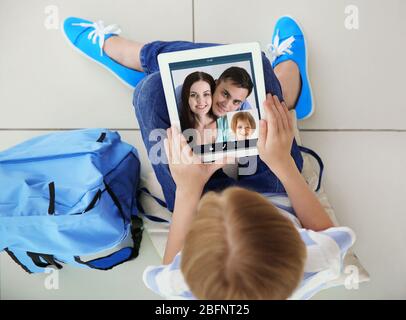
104, 36, 145, 71
133, 73, 175, 209
269, 16, 313, 120
62, 17, 145, 88
274, 60, 301, 111
139, 40, 220, 74
104, 39, 219, 75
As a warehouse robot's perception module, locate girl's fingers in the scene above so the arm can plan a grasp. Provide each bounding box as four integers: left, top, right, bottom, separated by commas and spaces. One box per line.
181, 141, 195, 165
274, 96, 289, 132
267, 96, 280, 137
178, 129, 190, 149
171, 126, 194, 164
258, 119, 267, 149
166, 127, 172, 143
283, 102, 294, 131
164, 137, 171, 164
170, 127, 182, 164
165, 128, 173, 162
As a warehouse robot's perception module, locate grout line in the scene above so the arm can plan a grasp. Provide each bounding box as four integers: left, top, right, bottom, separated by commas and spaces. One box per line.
299, 129, 406, 132
0, 128, 141, 131
1, 128, 406, 132
192, 0, 195, 42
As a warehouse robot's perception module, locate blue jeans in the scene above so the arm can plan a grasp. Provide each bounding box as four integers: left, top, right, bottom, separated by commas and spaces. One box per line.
133, 41, 303, 211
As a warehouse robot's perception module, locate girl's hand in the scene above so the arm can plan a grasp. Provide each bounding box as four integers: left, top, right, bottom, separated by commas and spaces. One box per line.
257, 94, 295, 174
164, 126, 231, 194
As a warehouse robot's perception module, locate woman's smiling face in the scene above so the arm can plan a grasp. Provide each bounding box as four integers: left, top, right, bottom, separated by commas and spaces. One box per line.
188, 80, 212, 116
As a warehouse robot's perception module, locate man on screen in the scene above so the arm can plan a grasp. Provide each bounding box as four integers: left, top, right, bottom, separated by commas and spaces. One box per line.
210, 66, 254, 142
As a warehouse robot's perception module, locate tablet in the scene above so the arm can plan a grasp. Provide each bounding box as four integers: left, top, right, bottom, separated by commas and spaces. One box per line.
158, 42, 266, 162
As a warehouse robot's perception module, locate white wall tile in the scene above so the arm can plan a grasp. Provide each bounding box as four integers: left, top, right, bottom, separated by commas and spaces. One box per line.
194, 0, 406, 129
0, 0, 193, 129
300, 131, 406, 299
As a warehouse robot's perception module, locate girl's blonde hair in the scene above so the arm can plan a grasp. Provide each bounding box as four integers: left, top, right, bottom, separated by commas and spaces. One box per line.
230, 111, 256, 133
181, 187, 306, 300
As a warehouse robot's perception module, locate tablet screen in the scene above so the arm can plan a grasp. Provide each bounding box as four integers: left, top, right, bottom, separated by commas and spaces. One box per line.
168, 52, 261, 154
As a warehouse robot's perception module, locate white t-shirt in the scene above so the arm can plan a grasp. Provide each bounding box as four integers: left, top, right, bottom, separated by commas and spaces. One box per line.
143, 193, 356, 300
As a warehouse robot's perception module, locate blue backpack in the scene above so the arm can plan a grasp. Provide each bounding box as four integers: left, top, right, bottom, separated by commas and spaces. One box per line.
0, 128, 144, 273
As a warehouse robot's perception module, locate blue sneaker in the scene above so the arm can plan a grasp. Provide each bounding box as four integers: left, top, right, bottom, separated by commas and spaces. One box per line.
62, 17, 145, 89
268, 16, 313, 120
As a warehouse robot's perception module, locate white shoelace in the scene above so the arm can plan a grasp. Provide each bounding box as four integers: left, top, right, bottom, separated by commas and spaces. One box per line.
267, 30, 295, 64
72, 20, 121, 56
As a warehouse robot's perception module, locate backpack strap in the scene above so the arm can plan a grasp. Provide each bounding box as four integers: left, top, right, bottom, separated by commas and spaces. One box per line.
104, 182, 128, 223
65, 182, 144, 271
26, 252, 63, 270
4, 216, 143, 273
4, 248, 33, 274
298, 146, 324, 192
137, 187, 170, 223
96, 132, 107, 142
138, 187, 168, 208
4, 248, 62, 273
48, 182, 55, 215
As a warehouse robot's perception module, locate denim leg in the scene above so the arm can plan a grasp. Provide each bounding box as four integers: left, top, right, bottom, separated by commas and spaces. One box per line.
133, 72, 235, 212
140, 41, 219, 75
133, 72, 176, 210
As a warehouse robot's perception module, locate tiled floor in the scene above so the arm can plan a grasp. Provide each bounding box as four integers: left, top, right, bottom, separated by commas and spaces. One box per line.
1, 0, 405, 299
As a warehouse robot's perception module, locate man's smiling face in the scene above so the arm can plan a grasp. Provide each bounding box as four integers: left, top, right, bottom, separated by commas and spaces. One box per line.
212, 80, 249, 117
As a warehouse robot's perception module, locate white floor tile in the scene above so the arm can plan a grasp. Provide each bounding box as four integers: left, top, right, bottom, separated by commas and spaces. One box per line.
194, 0, 406, 129
0, 0, 192, 129
300, 131, 406, 299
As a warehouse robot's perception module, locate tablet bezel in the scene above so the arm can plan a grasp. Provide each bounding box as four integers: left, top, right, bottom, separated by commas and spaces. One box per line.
158, 42, 266, 162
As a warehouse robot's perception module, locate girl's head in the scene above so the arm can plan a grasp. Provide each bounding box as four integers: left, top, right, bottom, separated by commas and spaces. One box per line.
180, 72, 216, 130
181, 187, 307, 300
230, 112, 256, 140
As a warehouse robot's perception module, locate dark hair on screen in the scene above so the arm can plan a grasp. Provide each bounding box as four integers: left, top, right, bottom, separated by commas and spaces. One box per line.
180, 71, 217, 131
217, 67, 254, 96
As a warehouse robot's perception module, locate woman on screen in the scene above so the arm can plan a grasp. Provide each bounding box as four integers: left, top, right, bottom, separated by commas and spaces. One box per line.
180, 71, 219, 145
